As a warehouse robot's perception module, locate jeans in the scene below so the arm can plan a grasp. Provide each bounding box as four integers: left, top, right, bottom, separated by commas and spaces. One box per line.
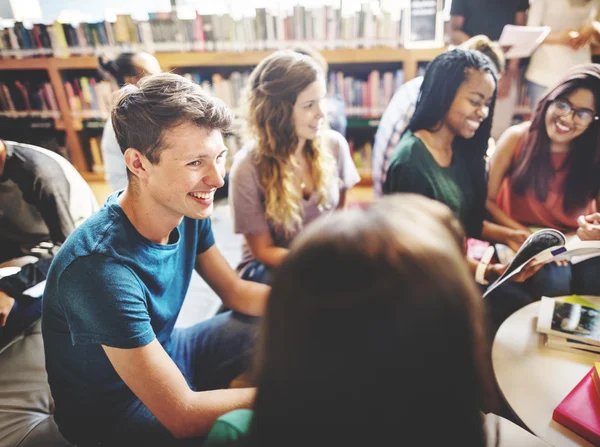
239, 260, 272, 285
93, 311, 259, 446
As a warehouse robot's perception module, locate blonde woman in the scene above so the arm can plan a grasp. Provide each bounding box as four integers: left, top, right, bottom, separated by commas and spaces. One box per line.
230, 50, 360, 284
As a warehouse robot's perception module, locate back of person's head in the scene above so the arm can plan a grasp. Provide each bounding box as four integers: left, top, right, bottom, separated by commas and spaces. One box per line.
407, 48, 498, 238
458, 35, 505, 77
244, 49, 331, 235
111, 72, 231, 175
98, 52, 161, 87
512, 64, 600, 213
247, 194, 494, 447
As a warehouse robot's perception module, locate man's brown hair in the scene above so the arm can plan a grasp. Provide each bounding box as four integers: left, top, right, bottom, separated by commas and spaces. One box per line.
111, 72, 232, 165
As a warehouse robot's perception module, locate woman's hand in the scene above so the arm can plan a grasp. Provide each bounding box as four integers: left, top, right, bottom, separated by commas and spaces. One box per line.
504, 229, 530, 253
570, 23, 595, 50
486, 258, 545, 284
0, 290, 15, 327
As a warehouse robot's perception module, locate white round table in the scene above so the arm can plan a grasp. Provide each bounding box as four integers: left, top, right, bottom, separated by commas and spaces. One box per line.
492, 299, 599, 447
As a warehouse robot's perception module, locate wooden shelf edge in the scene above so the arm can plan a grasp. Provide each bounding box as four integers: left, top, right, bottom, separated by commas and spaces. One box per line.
0, 47, 447, 70
81, 171, 106, 182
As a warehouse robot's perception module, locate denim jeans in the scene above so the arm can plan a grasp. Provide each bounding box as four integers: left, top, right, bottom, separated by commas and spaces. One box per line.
239, 260, 272, 285
93, 311, 259, 446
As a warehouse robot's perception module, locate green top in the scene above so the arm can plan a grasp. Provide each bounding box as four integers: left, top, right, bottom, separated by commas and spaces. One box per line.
204, 409, 253, 446
383, 130, 474, 230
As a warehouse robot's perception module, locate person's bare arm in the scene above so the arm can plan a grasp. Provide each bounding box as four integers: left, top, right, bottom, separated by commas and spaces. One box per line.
0, 291, 15, 327
103, 340, 255, 439
195, 245, 269, 317
337, 189, 348, 209
243, 232, 289, 269
450, 15, 471, 45
486, 125, 531, 233
481, 221, 530, 253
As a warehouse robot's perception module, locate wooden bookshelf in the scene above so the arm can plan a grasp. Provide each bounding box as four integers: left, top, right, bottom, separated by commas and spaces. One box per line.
0, 47, 446, 181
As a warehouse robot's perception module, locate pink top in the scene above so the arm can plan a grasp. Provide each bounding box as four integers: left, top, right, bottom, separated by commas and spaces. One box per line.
496, 151, 596, 233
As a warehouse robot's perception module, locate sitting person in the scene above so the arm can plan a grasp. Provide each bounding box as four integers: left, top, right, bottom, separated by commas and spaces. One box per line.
372, 35, 505, 196
42, 73, 270, 446
383, 49, 534, 282
0, 139, 98, 345
204, 194, 547, 447
229, 50, 360, 285
487, 64, 600, 297
99, 52, 162, 192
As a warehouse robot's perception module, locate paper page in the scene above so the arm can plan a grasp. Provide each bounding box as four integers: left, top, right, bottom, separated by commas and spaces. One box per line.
498, 25, 551, 59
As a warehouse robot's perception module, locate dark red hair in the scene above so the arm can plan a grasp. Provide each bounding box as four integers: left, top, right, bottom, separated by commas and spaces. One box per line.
511, 64, 600, 213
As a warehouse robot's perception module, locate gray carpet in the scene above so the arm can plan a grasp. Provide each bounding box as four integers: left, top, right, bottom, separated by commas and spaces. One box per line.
175, 199, 244, 328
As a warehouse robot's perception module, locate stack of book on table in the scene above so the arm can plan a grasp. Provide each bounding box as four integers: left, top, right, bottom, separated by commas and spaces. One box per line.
537, 296, 600, 358
552, 362, 600, 445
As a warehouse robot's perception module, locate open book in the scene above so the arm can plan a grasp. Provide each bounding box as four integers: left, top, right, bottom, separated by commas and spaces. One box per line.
483, 229, 600, 298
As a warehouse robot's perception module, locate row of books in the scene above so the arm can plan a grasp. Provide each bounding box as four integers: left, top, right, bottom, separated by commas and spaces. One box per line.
0, 5, 409, 58
180, 68, 405, 119
63, 76, 117, 120
0, 80, 60, 117
328, 69, 404, 117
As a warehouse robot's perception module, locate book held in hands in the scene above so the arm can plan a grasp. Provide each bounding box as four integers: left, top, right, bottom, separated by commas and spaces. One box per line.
483, 229, 600, 298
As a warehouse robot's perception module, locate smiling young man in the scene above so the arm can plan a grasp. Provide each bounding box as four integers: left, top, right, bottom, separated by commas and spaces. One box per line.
42, 73, 269, 446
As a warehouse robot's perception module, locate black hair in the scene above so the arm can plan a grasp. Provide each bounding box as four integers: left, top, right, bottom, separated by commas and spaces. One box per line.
407, 48, 498, 238
98, 52, 139, 87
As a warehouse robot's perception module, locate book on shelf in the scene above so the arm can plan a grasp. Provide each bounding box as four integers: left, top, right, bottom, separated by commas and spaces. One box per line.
552, 366, 600, 445
483, 228, 600, 297
537, 296, 600, 348
0, 5, 417, 58
0, 78, 61, 119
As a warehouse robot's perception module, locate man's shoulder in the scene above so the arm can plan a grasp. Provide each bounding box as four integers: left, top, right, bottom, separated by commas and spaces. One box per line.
52, 203, 128, 267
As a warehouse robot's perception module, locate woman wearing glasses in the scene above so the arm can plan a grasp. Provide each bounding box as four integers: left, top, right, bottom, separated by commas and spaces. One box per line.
487, 64, 600, 297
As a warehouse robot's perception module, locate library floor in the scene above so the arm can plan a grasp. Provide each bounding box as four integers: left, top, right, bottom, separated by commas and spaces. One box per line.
87, 181, 374, 326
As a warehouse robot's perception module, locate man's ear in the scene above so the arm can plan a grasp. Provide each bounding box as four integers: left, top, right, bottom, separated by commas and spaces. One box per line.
123, 148, 148, 181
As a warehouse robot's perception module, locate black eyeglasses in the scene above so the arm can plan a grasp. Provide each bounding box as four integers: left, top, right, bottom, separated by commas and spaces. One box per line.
552, 98, 599, 126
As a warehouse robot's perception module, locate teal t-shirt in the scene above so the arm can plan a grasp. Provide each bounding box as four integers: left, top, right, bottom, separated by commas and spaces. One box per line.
383, 130, 474, 230
205, 409, 254, 446
41, 191, 215, 444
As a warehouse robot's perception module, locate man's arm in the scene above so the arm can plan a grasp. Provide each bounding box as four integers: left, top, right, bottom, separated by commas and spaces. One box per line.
195, 245, 268, 316
103, 340, 255, 439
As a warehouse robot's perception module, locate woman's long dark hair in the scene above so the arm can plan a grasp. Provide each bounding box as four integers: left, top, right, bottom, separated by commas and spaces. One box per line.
511, 65, 600, 213
245, 195, 497, 447
98, 52, 139, 87
406, 48, 498, 238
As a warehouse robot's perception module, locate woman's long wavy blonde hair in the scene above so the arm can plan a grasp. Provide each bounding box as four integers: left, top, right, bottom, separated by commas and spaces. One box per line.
245, 50, 334, 235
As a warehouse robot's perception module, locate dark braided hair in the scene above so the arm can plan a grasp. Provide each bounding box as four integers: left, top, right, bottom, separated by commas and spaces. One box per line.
98, 52, 139, 87
406, 48, 498, 238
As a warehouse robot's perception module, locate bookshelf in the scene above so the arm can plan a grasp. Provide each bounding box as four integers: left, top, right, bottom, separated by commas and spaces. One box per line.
0, 47, 445, 183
